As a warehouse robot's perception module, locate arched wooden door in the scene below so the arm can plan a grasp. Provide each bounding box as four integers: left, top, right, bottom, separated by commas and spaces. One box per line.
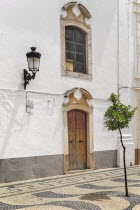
68, 110, 87, 170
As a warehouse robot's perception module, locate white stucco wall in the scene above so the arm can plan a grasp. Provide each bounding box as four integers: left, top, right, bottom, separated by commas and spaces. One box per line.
0, 0, 135, 162
117, 0, 136, 166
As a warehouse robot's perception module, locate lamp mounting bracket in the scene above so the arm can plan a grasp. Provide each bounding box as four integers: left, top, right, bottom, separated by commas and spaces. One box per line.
24, 69, 36, 89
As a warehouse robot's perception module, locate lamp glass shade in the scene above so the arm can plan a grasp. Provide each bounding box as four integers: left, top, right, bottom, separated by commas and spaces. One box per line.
27, 57, 40, 72
26, 47, 41, 72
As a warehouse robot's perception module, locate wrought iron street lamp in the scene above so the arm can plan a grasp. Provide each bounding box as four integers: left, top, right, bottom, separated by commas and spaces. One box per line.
24, 47, 41, 89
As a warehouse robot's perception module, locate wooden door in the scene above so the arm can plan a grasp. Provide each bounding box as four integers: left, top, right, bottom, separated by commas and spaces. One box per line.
68, 110, 87, 170
135, 149, 140, 165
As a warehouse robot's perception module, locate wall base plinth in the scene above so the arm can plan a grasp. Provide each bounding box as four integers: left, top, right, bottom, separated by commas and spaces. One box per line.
117, 134, 134, 167
0, 155, 64, 183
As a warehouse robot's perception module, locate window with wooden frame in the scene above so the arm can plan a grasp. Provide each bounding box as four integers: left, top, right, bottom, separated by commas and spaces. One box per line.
65, 26, 86, 74
61, 2, 92, 80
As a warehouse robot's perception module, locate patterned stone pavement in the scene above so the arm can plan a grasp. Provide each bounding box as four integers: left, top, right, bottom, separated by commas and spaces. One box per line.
0, 166, 139, 209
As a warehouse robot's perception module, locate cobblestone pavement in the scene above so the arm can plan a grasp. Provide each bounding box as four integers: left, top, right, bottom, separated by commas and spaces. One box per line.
0, 166, 139, 209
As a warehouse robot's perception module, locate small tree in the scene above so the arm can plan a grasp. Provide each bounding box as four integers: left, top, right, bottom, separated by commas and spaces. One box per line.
104, 93, 137, 197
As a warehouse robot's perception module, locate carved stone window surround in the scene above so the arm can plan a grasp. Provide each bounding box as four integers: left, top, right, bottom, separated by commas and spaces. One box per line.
60, 2, 92, 80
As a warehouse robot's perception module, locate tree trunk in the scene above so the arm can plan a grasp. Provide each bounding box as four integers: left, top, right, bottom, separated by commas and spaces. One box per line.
118, 128, 129, 197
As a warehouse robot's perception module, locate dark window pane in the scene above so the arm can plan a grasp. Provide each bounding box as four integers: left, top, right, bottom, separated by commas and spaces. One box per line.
66, 52, 74, 60
76, 53, 85, 63
75, 63, 86, 73
75, 29, 85, 43
76, 44, 85, 53
65, 28, 74, 41
66, 42, 74, 51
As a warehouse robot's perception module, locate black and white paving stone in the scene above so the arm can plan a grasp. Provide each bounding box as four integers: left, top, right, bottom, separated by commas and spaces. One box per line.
0, 166, 139, 209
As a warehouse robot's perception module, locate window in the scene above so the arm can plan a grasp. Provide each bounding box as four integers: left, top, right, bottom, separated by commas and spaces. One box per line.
65, 26, 86, 74
61, 2, 92, 80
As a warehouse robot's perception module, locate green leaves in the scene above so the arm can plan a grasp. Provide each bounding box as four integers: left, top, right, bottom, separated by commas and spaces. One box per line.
104, 93, 137, 131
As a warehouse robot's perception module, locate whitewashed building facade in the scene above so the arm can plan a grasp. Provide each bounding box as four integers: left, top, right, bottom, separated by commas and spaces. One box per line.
0, 0, 138, 182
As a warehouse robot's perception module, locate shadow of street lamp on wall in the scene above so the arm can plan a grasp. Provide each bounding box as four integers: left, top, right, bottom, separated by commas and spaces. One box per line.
24, 47, 41, 89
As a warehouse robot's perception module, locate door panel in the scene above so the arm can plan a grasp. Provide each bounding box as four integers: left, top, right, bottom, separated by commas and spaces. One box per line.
68, 110, 76, 170
68, 110, 87, 170
76, 110, 86, 169
138, 150, 140, 164
135, 149, 140, 165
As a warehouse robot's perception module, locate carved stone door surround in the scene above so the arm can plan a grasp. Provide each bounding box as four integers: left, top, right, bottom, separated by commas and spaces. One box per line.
63, 88, 94, 173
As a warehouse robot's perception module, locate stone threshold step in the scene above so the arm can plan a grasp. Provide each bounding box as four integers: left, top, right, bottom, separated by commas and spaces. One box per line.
66, 168, 94, 175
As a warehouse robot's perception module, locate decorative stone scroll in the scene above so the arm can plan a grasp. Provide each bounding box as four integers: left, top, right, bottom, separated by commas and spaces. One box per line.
62, 2, 91, 28
64, 88, 93, 109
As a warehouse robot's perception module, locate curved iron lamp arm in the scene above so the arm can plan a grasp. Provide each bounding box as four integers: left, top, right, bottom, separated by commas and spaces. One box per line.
24, 69, 36, 89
